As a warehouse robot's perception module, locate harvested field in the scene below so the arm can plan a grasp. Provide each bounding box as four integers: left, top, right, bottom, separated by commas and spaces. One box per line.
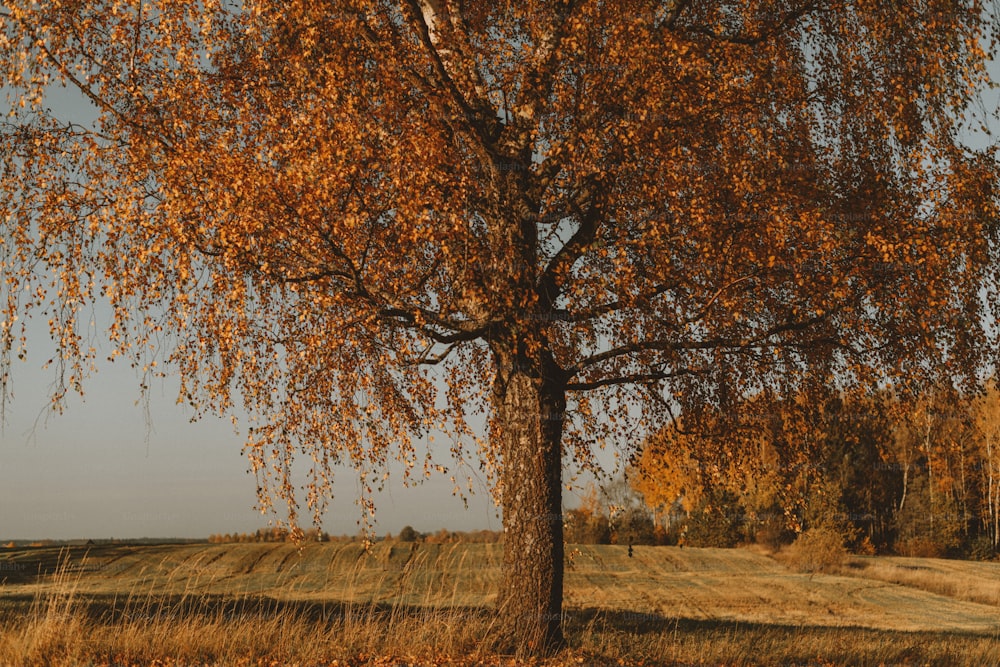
2, 542, 999, 665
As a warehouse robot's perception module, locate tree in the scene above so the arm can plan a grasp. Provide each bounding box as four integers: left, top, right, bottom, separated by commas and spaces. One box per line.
563, 483, 611, 544
634, 389, 823, 547
591, 476, 657, 545
819, 394, 902, 552
637, 387, 913, 552
973, 382, 1000, 549
891, 385, 977, 556
1, 0, 998, 653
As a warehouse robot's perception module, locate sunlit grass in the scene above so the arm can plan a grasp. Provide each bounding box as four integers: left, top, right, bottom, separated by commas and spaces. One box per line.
2, 543, 1000, 665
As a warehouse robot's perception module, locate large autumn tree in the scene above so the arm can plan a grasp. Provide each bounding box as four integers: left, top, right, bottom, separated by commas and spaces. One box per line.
2, 0, 998, 652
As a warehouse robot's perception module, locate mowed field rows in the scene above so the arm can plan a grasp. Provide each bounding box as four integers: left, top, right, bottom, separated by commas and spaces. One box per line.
3, 541, 1000, 636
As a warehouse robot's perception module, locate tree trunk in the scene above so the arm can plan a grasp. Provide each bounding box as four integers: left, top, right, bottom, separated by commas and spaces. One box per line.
493, 348, 567, 654
924, 415, 935, 531
989, 434, 999, 548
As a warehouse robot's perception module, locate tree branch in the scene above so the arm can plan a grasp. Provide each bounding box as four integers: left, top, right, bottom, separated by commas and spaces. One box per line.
566, 367, 702, 392
689, 2, 819, 46
378, 307, 486, 344
554, 281, 680, 324
536, 177, 604, 313
389, 2, 500, 162
661, 0, 692, 29
567, 311, 842, 379
679, 275, 756, 326
15, 15, 170, 150
401, 340, 458, 366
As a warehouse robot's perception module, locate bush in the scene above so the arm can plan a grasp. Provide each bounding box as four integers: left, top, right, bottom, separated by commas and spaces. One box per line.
969, 535, 996, 561
894, 536, 946, 558
398, 526, 419, 542
612, 507, 657, 545
424, 529, 456, 544
753, 507, 796, 551
784, 527, 848, 574
564, 509, 611, 544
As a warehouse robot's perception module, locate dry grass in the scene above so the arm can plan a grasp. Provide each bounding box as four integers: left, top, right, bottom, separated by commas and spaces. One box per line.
3, 544, 1000, 666
6, 591, 1000, 666
841, 555, 1000, 608
3, 604, 505, 666
0, 548, 505, 666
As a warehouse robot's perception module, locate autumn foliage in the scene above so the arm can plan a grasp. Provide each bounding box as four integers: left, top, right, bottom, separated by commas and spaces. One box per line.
3, 0, 1000, 652
634, 383, 1000, 560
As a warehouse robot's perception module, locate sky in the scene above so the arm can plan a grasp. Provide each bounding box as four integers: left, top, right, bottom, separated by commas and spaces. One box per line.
12, 20, 526, 540
0, 310, 506, 540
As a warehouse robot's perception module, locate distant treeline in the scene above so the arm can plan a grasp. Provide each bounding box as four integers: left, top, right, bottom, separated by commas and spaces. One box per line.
392, 526, 502, 543
207, 527, 329, 543
206, 526, 504, 544
2, 538, 204, 548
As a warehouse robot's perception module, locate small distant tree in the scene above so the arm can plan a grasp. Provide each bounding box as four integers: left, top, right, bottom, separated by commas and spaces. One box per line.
892, 387, 971, 557
598, 477, 656, 545
425, 528, 456, 544
973, 383, 1000, 550
613, 506, 656, 546
564, 482, 611, 545
683, 489, 746, 548
563, 508, 611, 545
398, 525, 420, 543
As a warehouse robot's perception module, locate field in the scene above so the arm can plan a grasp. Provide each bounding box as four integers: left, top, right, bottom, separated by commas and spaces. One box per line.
2, 541, 1000, 665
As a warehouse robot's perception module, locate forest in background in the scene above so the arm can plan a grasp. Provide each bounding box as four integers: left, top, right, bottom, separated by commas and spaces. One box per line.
564, 382, 1000, 562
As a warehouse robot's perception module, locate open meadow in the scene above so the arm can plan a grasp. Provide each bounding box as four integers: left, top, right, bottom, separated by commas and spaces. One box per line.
2, 541, 1000, 665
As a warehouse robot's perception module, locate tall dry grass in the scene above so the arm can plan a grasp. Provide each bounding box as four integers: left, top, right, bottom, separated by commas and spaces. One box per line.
3, 546, 1000, 666
844, 557, 1000, 608
0, 548, 507, 666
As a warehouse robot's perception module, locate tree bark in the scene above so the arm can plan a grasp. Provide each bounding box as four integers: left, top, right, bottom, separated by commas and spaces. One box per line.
989, 434, 998, 547
923, 414, 935, 531
493, 346, 567, 654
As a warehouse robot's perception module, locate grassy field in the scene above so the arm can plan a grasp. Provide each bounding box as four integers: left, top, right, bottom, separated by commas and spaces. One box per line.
2, 541, 1000, 665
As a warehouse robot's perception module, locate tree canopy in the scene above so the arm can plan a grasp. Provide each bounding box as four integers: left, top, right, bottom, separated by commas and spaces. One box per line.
2, 0, 999, 652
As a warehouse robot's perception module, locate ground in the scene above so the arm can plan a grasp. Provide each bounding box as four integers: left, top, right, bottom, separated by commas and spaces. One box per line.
1, 541, 999, 665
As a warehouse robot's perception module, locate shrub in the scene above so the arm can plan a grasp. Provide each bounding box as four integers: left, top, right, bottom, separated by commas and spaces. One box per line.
398, 526, 419, 542
564, 509, 611, 544
969, 535, 996, 562
424, 529, 455, 544
784, 527, 848, 574
753, 507, 796, 550
612, 507, 657, 545
894, 536, 946, 559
